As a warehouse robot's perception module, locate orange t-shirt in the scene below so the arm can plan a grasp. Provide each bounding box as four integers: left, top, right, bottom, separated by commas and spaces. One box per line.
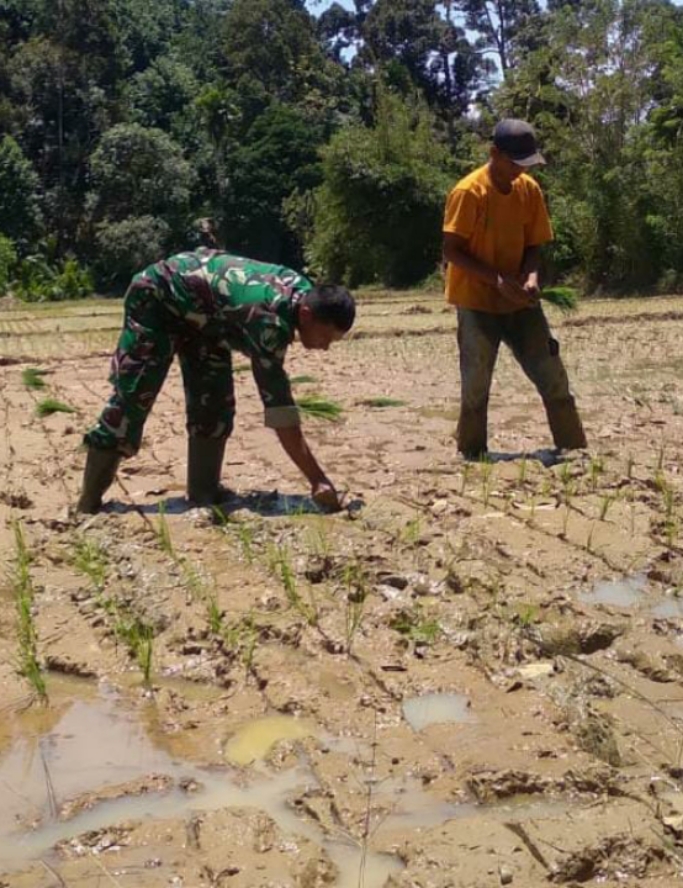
443, 164, 553, 313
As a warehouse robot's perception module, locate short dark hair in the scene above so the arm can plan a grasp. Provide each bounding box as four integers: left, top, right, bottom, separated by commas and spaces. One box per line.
304, 284, 355, 332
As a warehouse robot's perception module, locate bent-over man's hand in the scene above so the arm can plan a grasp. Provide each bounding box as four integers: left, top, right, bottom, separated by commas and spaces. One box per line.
312, 479, 342, 513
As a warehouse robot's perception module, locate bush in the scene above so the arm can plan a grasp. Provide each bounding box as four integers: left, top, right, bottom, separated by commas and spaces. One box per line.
13, 254, 93, 302
0, 235, 18, 296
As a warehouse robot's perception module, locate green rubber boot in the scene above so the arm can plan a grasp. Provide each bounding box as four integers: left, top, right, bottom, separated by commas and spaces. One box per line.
187, 436, 228, 506
77, 448, 121, 513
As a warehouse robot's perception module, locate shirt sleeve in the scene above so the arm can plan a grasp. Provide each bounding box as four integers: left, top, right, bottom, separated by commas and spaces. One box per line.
443, 188, 479, 238
525, 185, 554, 246
251, 354, 300, 428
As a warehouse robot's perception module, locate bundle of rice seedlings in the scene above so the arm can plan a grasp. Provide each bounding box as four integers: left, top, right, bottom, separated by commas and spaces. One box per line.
541, 286, 580, 313
296, 395, 343, 422
36, 398, 76, 417
22, 368, 49, 389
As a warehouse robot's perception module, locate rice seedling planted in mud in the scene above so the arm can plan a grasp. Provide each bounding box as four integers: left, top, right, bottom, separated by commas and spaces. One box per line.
296, 395, 343, 422
268, 543, 318, 625
21, 367, 48, 389
290, 375, 318, 385
11, 520, 47, 701
343, 560, 369, 655
155, 502, 176, 558
390, 606, 442, 646
35, 398, 76, 417
72, 536, 108, 592
115, 616, 155, 686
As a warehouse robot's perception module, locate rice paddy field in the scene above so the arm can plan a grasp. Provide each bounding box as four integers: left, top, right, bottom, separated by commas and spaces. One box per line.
2, 290, 683, 886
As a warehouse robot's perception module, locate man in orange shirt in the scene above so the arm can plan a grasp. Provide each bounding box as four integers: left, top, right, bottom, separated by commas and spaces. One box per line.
443, 119, 587, 459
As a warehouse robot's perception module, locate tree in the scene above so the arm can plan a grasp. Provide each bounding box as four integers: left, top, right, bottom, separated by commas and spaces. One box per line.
221, 103, 325, 264
0, 135, 42, 249
459, 0, 543, 76
308, 86, 454, 287
87, 123, 196, 226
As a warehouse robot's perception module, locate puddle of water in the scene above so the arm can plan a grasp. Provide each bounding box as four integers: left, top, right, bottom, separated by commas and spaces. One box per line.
652, 598, 683, 619
402, 693, 474, 731
0, 687, 400, 887
580, 573, 683, 619
223, 715, 316, 765
580, 573, 647, 608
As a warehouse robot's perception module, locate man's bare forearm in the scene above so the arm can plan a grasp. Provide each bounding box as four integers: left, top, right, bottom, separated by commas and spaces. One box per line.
275, 426, 327, 485
443, 237, 499, 286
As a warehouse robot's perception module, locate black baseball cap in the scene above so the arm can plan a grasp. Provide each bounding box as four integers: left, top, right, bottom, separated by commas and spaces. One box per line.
493, 119, 545, 167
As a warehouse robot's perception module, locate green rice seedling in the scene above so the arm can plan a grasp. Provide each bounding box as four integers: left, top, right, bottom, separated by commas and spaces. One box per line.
155, 502, 175, 558
518, 456, 528, 486
270, 544, 317, 625
290, 375, 318, 385
11, 521, 47, 701
626, 453, 635, 481
115, 617, 155, 686
21, 367, 48, 390
517, 603, 539, 629
72, 537, 108, 592
589, 456, 604, 492
529, 489, 537, 522
480, 459, 494, 507
586, 523, 596, 554
343, 561, 369, 655
237, 524, 254, 564
658, 444, 666, 472
358, 397, 407, 409
460, 463, 471, 496
390, 606, 442, 646
401, 515, 422, 546
599, 494, 614, 522
207, 595, 224, 634
35, 398, 76, 417
296, 395, 343, 422
541, 286, 579, 313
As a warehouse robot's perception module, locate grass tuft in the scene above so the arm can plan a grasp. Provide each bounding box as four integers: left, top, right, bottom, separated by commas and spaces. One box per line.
36, 398, 76, 417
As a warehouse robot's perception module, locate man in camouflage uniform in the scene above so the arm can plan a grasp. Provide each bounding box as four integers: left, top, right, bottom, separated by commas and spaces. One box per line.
78, 249, 355, 513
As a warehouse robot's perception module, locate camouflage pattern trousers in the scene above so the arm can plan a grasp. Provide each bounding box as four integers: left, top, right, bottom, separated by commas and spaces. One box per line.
85, 282, 236, 456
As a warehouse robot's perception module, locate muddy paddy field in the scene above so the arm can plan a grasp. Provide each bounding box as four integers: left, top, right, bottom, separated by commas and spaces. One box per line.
2, 291, 683, 886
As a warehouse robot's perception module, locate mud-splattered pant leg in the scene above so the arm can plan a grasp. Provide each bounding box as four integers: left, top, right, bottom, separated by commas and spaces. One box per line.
456, 309, 502, 456
84, 285, 179, 456
178, 338, 235, 440
503, 307, 587, 449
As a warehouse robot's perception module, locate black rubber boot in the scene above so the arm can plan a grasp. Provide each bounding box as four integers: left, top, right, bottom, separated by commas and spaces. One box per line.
544, 397, 587, 450
187, 436, 228, 506
457, 406, 488, 460
77, 448, 121, 513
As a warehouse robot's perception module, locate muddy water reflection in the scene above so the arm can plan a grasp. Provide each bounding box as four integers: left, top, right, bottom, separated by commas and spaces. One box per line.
0, 683, 403, 886
403, 693, 475, 731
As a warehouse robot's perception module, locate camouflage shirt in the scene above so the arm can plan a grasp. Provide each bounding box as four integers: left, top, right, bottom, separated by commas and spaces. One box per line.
136, 249, 313, 429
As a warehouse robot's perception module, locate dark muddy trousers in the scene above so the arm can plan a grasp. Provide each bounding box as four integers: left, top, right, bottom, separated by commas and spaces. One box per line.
456, 306, 587, 456
85, 284, 236, 456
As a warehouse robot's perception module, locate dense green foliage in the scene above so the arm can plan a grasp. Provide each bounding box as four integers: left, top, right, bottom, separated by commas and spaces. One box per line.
1, 0, 683, 295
